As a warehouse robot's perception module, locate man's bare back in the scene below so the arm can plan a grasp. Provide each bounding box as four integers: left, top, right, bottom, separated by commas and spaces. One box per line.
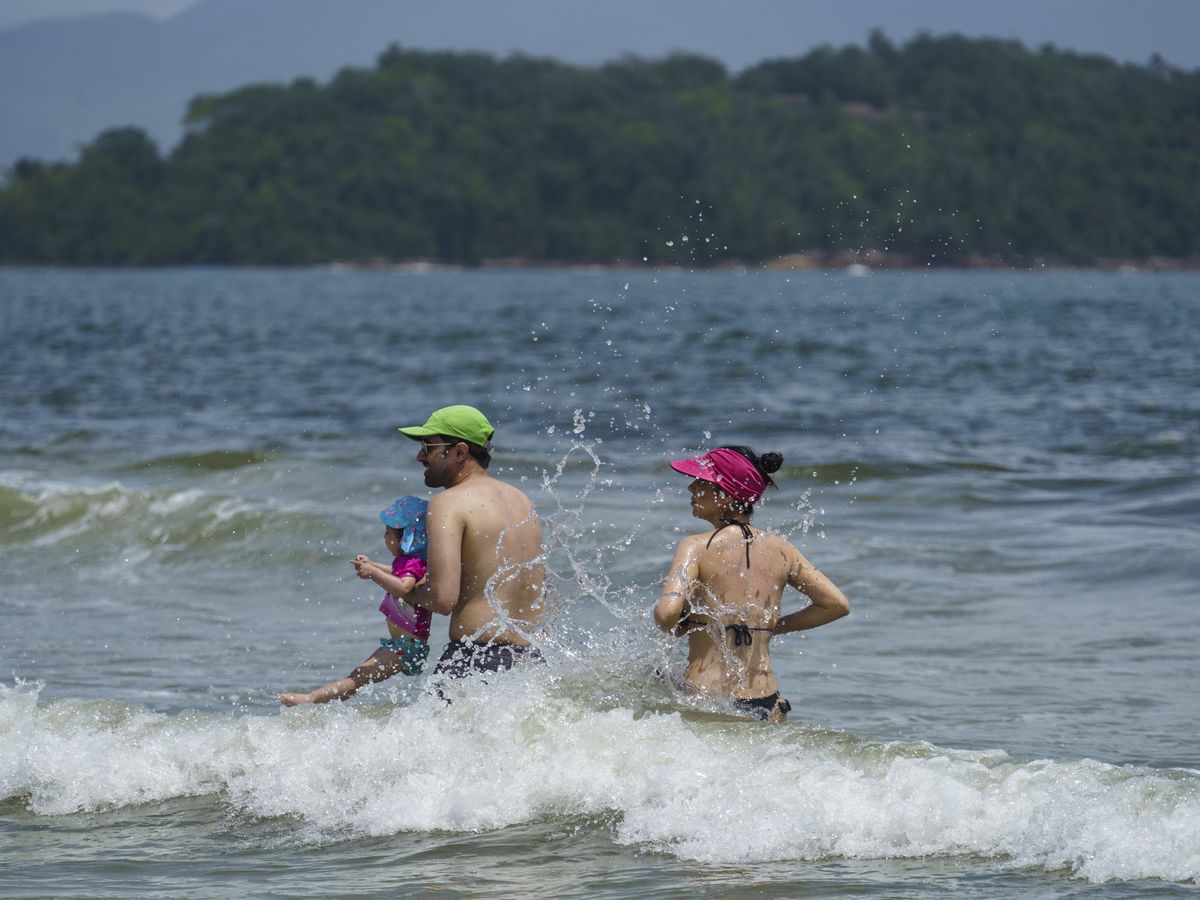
425, 473, 545, 643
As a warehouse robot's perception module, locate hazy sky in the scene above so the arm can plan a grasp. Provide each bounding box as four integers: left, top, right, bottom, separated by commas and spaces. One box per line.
3, 0, 1199, 69
0, 0, 192, 29
2, 0, 1198, 168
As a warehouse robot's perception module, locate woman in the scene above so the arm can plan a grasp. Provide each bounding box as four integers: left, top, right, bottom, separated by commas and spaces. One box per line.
654, 446, 850, 722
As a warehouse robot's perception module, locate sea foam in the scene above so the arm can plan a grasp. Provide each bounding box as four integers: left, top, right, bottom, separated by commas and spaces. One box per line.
2, 679, 1197, 884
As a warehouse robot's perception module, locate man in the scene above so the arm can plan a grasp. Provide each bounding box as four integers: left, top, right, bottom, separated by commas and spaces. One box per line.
398, 404, 546, 677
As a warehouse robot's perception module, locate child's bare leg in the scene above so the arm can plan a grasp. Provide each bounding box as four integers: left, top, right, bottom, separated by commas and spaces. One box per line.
278, 647, 404, 706
277, 675, 357, 707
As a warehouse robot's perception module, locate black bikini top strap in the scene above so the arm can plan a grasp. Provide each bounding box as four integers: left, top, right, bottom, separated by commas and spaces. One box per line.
706, 518, 754, 568
724, 623, 775, 646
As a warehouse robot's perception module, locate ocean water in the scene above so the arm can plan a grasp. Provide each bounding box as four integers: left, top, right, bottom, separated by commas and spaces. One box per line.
1, 266, 1198, 897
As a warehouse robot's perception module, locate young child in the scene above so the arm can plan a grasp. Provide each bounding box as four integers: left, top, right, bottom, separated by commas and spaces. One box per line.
278, 496, 432, 706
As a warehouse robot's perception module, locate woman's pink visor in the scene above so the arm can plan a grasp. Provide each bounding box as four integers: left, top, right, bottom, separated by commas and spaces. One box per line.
669, 448, 766, 505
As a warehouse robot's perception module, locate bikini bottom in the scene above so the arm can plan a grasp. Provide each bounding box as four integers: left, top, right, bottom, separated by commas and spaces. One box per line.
733, 692, 792, 721
378, 635, 430, 677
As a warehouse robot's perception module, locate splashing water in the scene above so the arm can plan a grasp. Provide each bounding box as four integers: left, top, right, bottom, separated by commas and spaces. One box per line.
3, 676, 1198, 884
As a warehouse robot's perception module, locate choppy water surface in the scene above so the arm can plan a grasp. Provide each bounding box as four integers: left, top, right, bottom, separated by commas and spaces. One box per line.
2, 267, 1198, 897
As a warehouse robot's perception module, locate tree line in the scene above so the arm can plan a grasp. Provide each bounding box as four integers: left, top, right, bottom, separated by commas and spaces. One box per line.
2, 33, 1197, 266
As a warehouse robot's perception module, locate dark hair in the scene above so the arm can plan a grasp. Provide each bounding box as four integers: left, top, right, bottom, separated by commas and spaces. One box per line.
719, 445, 782, 513
437, 434, 492, 469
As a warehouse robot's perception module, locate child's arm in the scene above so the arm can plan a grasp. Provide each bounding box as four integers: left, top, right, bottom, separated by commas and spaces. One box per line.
351, 555, 420, 596
373, 572, 418, 596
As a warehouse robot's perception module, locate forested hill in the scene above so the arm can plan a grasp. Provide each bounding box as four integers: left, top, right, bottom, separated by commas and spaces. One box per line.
2, 34, 1198, 267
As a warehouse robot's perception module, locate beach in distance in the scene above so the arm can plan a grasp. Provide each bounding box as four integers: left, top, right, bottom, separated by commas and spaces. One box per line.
324, 249, 1200, 273
1, 266, 1198, 897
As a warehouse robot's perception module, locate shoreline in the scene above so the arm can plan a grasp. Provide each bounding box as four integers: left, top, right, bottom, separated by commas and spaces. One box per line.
2, 252, 1198, 274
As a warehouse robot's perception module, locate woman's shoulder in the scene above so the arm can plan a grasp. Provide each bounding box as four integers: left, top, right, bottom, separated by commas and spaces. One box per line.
667, 531, 711, 566
683, 526, 800, 565
703, 524, 791, 547
754, 528, 798, 550
678, 530, 715, 549
760, 530, 809, 560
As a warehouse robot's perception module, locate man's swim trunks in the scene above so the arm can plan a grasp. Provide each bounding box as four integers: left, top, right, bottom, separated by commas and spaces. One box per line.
733, 692, 792, 720
432, 639, 543, 679
379, 635, 430, 676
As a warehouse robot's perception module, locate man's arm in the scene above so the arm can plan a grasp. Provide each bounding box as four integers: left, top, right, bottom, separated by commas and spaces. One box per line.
775, 548, 850, 634
654, 537, 701, 632
408, 493, 463, 616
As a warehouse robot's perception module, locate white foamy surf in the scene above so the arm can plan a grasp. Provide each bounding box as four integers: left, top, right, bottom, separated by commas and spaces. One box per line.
3, 677, 1197, 884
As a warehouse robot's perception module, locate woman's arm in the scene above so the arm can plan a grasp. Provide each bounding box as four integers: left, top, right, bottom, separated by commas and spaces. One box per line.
775, 548, 850, 634
654, 537, 701, 632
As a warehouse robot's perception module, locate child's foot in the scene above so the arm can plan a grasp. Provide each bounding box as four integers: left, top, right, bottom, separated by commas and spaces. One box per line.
277, 692, 313, 706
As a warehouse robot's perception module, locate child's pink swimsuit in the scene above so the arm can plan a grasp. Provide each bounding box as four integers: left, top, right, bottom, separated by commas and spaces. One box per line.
378, 553, 431, 639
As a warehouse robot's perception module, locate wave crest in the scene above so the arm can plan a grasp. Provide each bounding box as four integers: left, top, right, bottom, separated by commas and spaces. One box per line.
2, 680, 1197, 883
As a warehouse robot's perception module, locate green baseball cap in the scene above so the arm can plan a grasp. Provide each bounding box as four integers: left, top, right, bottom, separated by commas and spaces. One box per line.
398, 405, 495, 448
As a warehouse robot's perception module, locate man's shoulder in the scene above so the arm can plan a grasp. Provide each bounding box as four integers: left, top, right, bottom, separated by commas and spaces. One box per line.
492, 476, 538, 522
428, 483, 472, 514
494, 475, 534, 503
436, 472, 533, 507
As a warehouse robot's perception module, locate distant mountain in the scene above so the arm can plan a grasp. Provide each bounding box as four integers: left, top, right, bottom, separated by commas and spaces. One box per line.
0, 1, 385, 168
0, 0, 809, 169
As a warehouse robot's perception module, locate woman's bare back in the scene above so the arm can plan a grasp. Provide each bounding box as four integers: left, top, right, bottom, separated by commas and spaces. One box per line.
675, 526, 797, 698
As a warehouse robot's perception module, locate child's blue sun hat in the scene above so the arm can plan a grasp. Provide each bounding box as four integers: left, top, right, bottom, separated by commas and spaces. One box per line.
380, 496, 429, 556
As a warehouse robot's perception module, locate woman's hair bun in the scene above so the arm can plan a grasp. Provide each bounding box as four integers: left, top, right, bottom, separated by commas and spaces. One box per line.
759, 452, 784, 474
